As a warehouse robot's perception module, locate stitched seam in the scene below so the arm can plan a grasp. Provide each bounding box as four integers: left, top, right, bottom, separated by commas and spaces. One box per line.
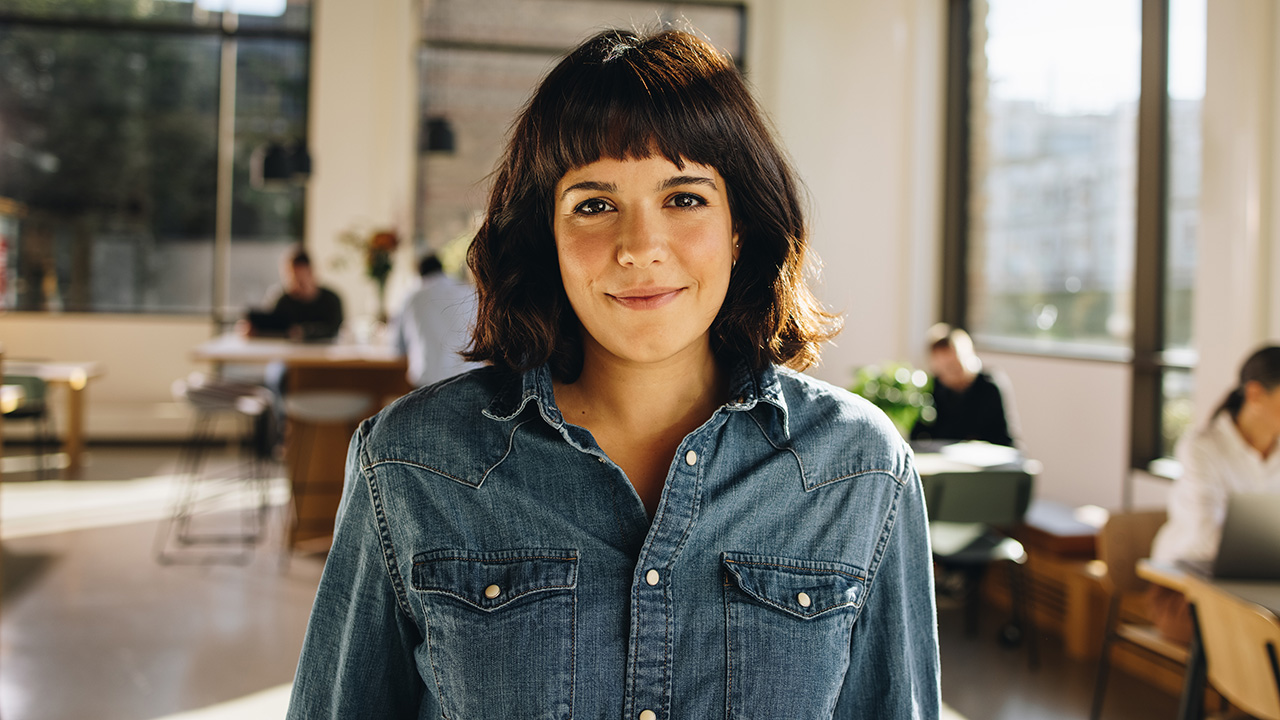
724, 571, 734, 720
478, 418, 533, 487
723, 558, 865, 581
850, 481, 904, 627
416, 584, 576, 608
569, 574, 577, 720
365, 459, 469, 484
415, 554, 575, 564
420, 593, 451, 719
807, 467, 903, 489
361, 435, 415, 620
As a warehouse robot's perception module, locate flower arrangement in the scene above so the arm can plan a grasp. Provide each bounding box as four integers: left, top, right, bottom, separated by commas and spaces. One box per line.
849, 362, 936, 438
338, 226, 400, 322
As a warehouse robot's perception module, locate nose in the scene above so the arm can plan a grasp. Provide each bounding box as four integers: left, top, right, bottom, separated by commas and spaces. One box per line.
615, 207, 667, 267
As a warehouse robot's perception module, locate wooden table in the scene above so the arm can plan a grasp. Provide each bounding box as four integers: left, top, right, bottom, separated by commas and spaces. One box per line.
194, 334, 411, 551
1138, 559, 1280, 720
3, 360, 104, 474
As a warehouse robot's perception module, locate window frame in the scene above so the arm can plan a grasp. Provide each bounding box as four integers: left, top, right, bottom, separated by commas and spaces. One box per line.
941, 0, 1195, 487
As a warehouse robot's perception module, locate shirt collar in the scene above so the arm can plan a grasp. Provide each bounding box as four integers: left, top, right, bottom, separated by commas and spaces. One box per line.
482, 357, 792, 441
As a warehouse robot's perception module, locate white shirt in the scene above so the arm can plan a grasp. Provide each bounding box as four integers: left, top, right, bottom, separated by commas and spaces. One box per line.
1151, 412, 1280, 562
392, 273, 482, 388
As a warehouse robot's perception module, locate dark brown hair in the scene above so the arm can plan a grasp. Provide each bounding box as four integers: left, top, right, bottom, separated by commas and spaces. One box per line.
1215, 345, 1280, 420
465, 28, 841, 380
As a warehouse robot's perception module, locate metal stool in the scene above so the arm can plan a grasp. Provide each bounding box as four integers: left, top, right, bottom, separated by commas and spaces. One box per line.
283, 391, 373, 555
154, 373, 277, 565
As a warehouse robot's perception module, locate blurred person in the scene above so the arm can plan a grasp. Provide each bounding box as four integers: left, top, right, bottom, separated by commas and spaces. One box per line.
391, 253, 482, 387
243, 244, 343, 342
911, 322, 1018, 447
1148, 345, 1280, 642
288, 28, 940, 719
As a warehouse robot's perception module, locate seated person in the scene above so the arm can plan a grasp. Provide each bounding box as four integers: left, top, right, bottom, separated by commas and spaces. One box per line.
1148, 345, 1280, 643
391, 253, 482, 388
243, 244, 343, 342
910, 323, 1018, 447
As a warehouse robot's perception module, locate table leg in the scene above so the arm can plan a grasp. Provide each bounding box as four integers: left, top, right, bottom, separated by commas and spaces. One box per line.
64, 384, 86, 475
1176, 602, 1206, 720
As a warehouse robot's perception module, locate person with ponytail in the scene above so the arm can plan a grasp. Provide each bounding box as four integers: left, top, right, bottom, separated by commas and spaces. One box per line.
1148, 345, 1280, 641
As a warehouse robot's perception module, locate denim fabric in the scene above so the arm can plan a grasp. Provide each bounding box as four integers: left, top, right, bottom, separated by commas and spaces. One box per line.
288, 360, 940, 719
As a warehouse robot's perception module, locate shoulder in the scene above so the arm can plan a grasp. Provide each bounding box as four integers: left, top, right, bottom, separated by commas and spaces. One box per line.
771, 368, 913, 488
357, 366, 517, 479
319, 287, 342, 303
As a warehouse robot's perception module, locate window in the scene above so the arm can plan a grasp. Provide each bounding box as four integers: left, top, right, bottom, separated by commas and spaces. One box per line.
414, 0, 746, 260
944, 0, 1206, 469
0, 0, 311, 317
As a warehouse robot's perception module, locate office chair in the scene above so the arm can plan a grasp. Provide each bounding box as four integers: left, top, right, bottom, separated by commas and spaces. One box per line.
1183, 573, 1280, 720
1089, 509, 1188, 719
925, 468, 1038, 668
2, 374, 54, 480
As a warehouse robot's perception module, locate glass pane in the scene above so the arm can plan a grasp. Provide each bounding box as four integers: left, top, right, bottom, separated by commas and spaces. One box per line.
967, 0, 1141, 349
229, 37, 309, 312
423, 0, 744, 60
1164, 0, 1204, 351
0, 0, 224, 26
1162, 368, 1194, 457
0, 27, 220, 313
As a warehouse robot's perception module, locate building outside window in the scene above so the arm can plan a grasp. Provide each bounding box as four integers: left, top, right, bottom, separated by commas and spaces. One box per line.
0, 0, 311, 319
950, 0, 1205, 465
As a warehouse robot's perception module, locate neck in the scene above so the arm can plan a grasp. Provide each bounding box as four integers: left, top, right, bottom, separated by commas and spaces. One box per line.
554, 340, 727, 436
1234, 408, 1279, 459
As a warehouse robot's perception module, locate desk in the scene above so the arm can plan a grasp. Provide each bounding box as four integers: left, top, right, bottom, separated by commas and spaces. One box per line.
194, 334, 411, 409
1138, 560, 1280, 720
2, 360, 104, 474
194, 334, 411, 551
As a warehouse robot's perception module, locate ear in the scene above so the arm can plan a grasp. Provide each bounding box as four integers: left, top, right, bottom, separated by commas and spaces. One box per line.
732, 233, 741, 263
1244, 380, 1268, 404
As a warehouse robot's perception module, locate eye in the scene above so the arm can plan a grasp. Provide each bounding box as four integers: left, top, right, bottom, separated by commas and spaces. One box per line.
667, 193, 707, 209
573, 198, 614, 215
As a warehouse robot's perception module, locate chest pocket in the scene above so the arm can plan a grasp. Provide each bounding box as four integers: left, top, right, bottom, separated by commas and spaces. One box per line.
413, 549, 578, 720
722, 552, 866, 719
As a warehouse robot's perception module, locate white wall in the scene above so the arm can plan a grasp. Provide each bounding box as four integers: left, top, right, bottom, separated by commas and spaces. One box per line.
748, 0, 945, 384
1191, 0, 1280, 424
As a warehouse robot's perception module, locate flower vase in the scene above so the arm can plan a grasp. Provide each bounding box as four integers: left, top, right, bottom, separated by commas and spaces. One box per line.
374, 279, 389, 326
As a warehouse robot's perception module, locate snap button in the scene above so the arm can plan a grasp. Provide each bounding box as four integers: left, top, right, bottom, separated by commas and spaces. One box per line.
640, 711, 657, 720
645, 569, 660, 586
484, 584, 501, 599
797, 592, 812, 608
685, 450, 697, 465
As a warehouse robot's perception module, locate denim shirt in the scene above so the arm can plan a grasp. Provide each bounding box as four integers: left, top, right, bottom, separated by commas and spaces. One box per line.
288, 360, 940, 719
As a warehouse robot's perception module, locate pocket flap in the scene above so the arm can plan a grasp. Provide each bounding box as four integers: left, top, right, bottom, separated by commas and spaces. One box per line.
413, 548, 578, 611
722, 552, 866, 619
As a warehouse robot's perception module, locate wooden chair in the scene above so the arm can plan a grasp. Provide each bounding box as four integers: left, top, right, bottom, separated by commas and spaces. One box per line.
1184, 574, 1280, 720
925, 468, 1038, 667
1089, 509, 1188, 719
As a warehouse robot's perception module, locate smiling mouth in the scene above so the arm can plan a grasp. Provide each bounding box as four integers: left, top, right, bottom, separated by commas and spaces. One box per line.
608, 288, 683, 310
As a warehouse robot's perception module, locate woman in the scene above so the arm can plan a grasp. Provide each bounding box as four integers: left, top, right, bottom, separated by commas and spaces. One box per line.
1149, 345, 1280, 641
288, 28, 939, 719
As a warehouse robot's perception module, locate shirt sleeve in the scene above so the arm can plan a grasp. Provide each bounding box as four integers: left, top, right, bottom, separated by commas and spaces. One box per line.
287, 422, 425, 718
1151, 428, 1230, 563
835, 455, 942, 718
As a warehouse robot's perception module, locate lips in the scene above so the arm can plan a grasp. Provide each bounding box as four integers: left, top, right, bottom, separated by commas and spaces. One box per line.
608, 287, 683, 310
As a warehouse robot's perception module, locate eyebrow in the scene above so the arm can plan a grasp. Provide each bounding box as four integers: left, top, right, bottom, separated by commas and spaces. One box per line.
558, 175, 719, 201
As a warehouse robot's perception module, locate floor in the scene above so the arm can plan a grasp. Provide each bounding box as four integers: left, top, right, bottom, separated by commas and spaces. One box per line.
1, 444, 1181, 720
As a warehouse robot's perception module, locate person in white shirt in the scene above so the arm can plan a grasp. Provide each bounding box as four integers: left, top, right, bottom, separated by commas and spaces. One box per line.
391, 254, 483, 387
1148, 344, 1280, 642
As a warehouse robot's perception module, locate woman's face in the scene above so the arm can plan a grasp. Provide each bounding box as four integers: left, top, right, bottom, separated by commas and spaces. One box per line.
553, 154, 738, 370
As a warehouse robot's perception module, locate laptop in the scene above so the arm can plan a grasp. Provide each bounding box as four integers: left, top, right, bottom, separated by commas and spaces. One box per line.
1179, 493, 1280, 580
